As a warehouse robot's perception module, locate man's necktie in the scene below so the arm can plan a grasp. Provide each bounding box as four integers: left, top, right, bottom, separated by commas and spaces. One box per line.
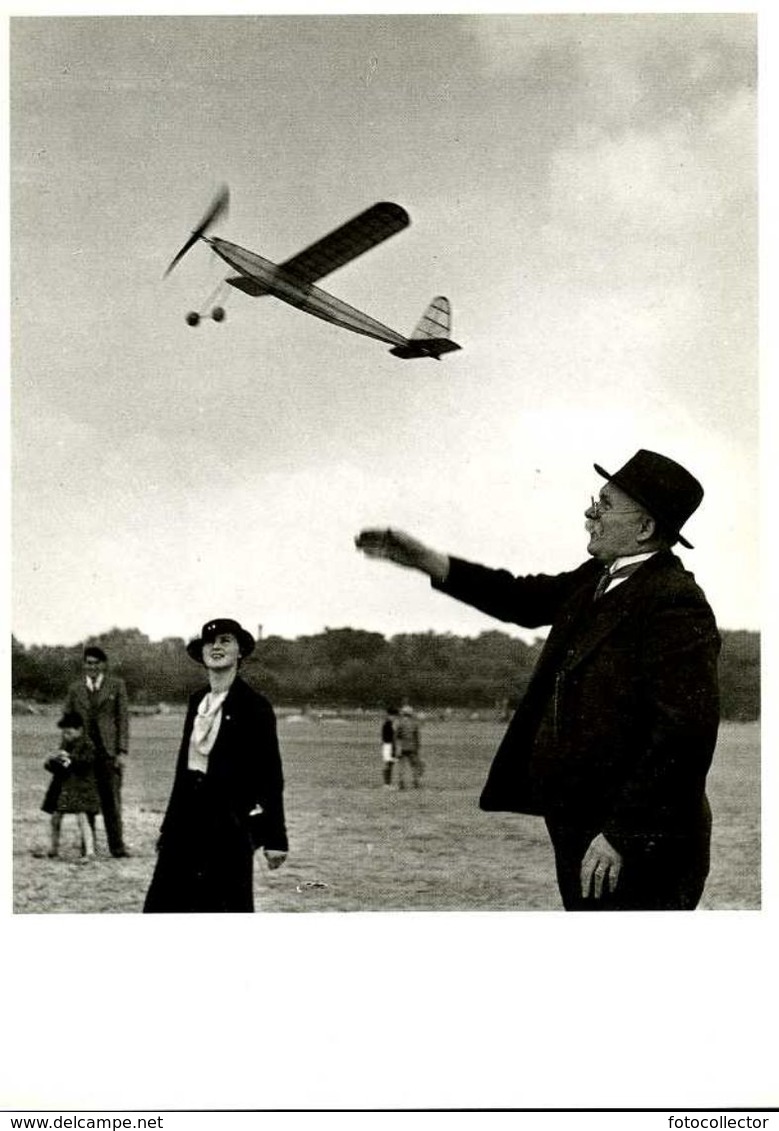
593, 560, 646, 600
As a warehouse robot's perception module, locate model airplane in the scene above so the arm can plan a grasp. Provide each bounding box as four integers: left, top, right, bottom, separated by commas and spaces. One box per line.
165, 187, 461, 360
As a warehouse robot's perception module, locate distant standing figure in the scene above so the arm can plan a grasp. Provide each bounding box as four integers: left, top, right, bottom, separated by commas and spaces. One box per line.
64, 646, 130, 858
395, 704, 423, 790
40, 712, 101, 863
380, 707, 398, 787
144, 619, 288, 914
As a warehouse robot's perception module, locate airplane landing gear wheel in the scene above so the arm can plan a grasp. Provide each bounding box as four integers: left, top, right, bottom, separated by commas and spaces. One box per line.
211, 306, 226, 322
186, 311, 201, 327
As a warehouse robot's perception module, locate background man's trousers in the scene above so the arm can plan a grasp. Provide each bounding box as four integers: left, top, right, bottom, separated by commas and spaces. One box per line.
93, 757, 126, 857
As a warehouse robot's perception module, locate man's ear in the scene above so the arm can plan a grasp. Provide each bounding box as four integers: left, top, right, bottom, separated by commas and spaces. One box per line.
635, 514, 657, 544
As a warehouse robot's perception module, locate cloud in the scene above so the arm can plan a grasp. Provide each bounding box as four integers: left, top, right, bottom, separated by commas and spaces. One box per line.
468, 14, 754, 116
544, 84, 755, 249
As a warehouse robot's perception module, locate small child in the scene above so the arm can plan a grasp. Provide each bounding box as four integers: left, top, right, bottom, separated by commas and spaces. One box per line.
41, 711, 101, 863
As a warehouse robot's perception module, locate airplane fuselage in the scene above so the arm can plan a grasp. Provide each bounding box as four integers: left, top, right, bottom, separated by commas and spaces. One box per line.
207, 237, 408, 348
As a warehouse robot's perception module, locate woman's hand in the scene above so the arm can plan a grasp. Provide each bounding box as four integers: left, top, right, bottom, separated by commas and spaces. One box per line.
264, 849, 287, 870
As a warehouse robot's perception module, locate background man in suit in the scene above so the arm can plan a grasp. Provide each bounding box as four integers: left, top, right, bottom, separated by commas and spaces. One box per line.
356, 450, 721, 911
64, 645, 130, 858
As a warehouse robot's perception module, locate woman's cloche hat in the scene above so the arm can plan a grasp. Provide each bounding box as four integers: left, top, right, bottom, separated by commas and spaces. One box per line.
186, 618, 256, 663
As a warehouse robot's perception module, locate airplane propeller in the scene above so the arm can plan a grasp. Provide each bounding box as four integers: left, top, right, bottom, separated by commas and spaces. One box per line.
164, 185, 230, 277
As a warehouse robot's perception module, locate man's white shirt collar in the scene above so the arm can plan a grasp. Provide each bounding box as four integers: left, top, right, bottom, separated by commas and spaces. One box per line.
608, 550, 657, 575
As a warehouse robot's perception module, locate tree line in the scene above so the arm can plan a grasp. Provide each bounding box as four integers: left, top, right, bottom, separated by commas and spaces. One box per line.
11, 625, 759, 720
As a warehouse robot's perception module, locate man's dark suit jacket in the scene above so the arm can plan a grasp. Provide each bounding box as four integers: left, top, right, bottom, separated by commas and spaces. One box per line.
64, 674, 129, 759
144, 676, 287, 913
434, 551, 721, 860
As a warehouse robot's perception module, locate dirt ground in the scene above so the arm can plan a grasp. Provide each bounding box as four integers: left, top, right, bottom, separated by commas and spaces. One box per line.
11, 713, 760, 914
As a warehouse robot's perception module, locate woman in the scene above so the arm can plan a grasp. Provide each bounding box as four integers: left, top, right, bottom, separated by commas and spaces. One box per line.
144, 618, 288, 913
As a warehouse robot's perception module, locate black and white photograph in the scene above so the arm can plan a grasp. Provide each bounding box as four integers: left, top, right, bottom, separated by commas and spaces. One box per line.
4, 5, 774, 1118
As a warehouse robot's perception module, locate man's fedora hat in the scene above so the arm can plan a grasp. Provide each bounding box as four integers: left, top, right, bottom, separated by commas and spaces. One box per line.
187, 618, 256, 663
594, 449, 703, 549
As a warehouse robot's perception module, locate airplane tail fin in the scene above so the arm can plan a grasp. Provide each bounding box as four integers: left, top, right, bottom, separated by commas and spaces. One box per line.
389, 296, 461, 359
412, 295, 455, 341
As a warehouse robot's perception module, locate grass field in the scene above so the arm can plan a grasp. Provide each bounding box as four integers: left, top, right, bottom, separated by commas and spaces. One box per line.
11, 712, 760, 913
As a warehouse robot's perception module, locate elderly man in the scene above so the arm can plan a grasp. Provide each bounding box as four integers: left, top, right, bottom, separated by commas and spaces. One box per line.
356, 450, 721, 911
64, 646, 130, 858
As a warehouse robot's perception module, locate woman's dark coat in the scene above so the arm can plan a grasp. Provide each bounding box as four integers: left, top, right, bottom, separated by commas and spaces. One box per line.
144, 677, 287, 913
434, 551, 721, 866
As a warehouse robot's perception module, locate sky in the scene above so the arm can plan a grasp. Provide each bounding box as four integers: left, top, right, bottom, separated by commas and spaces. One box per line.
10, 11, 759, 647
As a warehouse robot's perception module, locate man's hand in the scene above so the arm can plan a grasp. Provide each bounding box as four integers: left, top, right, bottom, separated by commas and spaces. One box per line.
580, 833, 623, 899
264, 850, 287, 871
354, 528, 449, 582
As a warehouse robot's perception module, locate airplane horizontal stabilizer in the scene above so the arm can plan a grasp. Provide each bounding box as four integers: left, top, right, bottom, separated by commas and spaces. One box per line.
389, 338, 461, 360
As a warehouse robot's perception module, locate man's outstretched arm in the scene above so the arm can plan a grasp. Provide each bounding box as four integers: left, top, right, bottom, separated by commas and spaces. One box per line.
355, 528, 450, 584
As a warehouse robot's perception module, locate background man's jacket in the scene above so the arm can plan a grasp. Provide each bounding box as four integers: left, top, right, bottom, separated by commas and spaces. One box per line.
64, 674, 129, 759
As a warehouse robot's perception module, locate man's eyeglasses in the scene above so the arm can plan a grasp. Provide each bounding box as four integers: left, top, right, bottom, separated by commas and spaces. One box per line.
589, 496, 644, 517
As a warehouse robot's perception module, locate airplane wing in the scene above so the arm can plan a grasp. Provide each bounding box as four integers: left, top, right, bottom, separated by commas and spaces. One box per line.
278, 202, 410, 284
